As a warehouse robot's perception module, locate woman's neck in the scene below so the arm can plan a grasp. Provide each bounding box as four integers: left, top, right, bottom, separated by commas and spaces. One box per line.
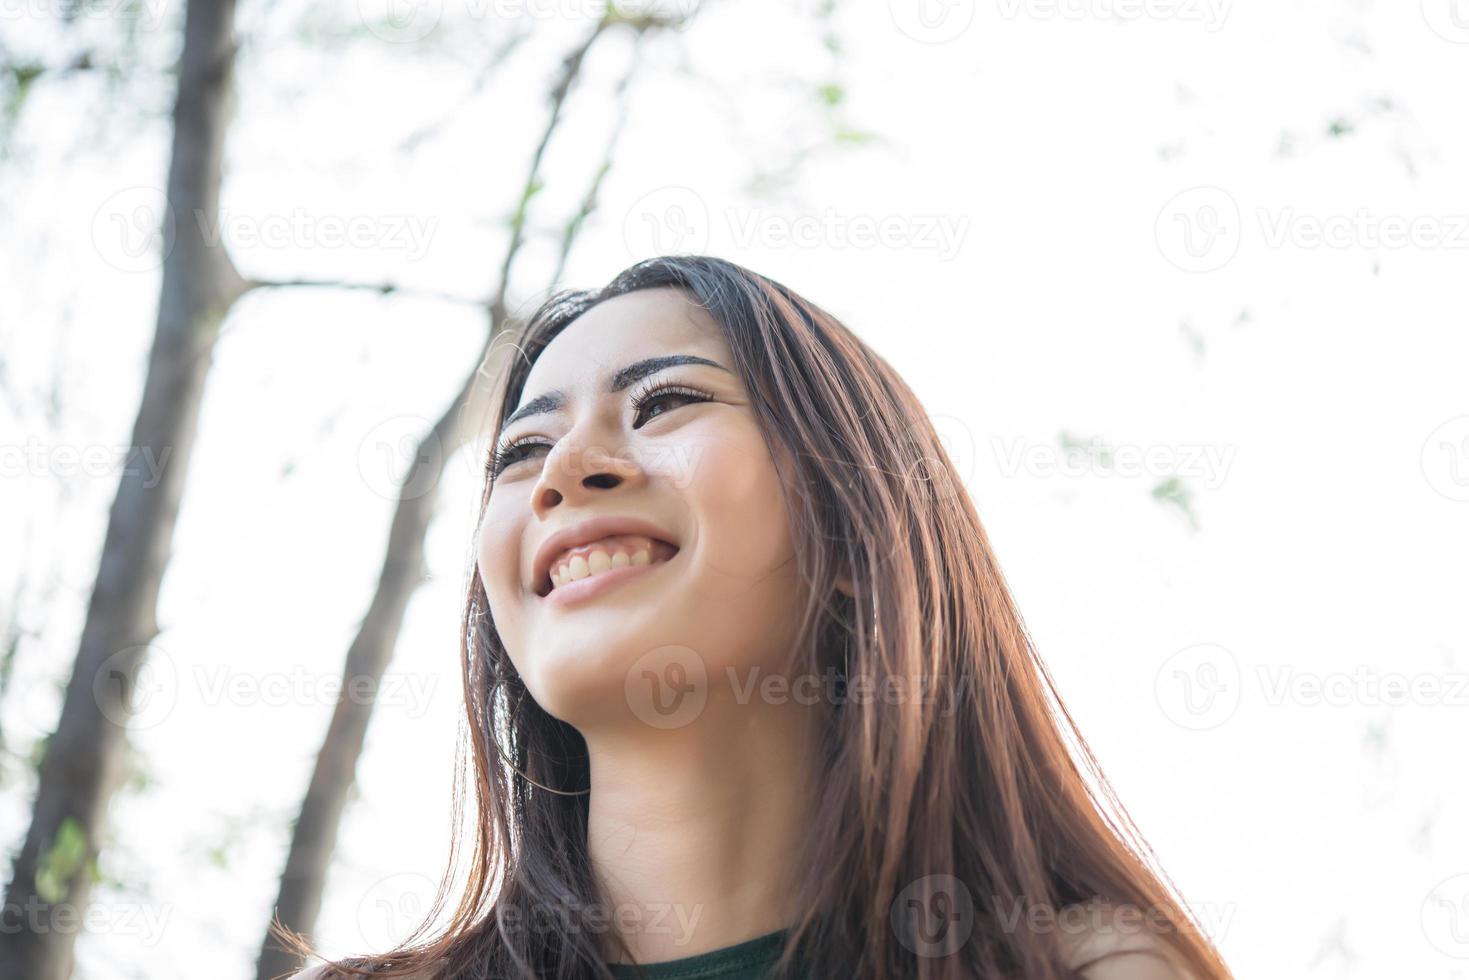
585, 700, 819, 965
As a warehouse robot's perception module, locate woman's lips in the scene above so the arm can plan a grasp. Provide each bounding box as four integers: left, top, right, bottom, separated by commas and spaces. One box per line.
538, 533, 679, 598
541, 536, 678, 606
531, 515, 679, 596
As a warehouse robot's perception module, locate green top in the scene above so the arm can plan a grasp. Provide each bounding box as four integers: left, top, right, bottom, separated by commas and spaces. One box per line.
607, 928, 789, 980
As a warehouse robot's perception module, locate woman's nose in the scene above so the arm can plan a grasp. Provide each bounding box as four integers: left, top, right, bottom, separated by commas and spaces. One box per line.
530, 438, 644, 517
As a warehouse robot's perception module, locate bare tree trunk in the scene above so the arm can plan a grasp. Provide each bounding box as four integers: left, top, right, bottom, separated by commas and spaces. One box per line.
253, 19, 658, 978
0, 0, 245, 976
252, 365, 482, 980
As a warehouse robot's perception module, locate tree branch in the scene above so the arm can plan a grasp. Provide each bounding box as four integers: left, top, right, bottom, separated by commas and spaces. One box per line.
244, 276, 491, 308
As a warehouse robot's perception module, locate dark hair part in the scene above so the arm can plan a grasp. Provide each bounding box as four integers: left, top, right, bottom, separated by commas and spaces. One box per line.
277, 255, 1232, 980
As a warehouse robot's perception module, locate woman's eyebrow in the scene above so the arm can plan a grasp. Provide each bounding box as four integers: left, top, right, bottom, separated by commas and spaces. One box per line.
502, 354, 730, 428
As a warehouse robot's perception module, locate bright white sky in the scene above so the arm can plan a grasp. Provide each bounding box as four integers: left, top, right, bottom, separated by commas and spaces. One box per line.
3, 1, 1469, 978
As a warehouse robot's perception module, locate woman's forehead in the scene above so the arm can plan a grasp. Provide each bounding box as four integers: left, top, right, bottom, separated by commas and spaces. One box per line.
524, 289, 728, 392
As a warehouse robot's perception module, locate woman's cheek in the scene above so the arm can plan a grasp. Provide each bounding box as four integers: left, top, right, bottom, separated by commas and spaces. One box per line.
688, 422, 795, 583
477, 494, 526, 652
678, 422, 802, 676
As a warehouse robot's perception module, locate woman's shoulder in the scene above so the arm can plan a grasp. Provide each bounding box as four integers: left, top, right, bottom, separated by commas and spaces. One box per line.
1057, 902, 1197, 980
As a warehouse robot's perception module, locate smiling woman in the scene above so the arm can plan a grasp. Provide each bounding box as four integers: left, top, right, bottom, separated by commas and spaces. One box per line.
279, 256, 1234, 980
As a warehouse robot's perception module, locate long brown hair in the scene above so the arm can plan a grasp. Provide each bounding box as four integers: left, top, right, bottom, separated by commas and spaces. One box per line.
281, 255, 1232, 980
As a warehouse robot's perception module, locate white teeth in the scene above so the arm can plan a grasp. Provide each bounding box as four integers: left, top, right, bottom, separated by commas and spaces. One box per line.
547, 536, 668, 592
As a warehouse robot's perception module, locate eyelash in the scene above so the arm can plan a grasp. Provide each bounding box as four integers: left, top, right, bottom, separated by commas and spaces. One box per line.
486, 380, 713, 480
628, 379, 712, 426
486, 433, 547, 479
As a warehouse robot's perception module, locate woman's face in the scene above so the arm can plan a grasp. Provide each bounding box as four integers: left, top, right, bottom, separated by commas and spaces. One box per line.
477, 288, 803, 731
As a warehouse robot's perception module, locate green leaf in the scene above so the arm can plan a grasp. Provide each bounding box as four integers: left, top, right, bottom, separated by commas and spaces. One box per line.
1151, 477, 1200, 530
35, 817, 90, 904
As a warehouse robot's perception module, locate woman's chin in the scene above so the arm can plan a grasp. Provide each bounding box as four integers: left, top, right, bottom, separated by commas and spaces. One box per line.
517, 596, 700, 727
522, 640, 649, 729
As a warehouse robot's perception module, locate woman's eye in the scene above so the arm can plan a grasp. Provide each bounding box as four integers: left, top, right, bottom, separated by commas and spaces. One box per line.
631, 385, 711, 429
488, 439, 549, 479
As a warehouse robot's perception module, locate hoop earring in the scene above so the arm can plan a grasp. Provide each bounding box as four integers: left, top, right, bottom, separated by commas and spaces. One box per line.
485, 682, 591, 797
